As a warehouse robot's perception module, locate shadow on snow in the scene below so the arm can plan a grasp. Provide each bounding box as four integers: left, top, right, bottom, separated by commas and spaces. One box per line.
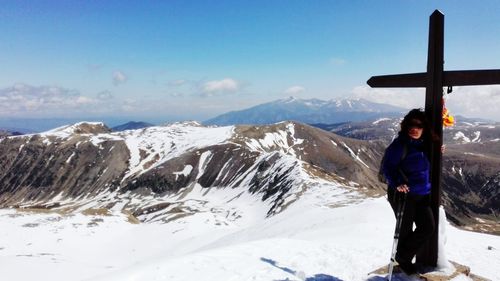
260, 257, 344, 281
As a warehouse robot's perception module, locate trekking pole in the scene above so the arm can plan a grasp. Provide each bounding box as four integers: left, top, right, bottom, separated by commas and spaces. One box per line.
388, 192, 407, 281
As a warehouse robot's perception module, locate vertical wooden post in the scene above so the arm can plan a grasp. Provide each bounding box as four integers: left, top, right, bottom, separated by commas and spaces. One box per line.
419, 10, 444, 267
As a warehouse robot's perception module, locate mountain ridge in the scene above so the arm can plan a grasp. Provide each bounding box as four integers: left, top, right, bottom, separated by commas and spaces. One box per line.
1, 119, 497, 234
204, 97, 406, 126
0, 121, 384, 223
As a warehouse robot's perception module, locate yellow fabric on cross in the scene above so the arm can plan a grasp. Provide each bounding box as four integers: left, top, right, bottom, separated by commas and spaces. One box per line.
443, 107, 455, 127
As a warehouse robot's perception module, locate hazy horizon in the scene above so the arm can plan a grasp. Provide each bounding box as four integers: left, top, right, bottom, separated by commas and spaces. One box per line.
1, 96, 497, 133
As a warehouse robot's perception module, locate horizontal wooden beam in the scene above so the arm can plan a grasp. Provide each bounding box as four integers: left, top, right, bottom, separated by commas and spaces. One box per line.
367, 69, 500, 88
444, 69, 500, 86
367, 73, 426, 88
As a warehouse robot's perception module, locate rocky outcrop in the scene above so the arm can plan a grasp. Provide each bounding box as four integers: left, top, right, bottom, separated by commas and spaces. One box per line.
0, 125, 128, 206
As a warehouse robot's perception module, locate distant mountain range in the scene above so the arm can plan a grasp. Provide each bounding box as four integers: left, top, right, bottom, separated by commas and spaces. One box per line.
0, 129, 24, 137
314, 115, 499, 144
0, 127, 36, 136
0, 121, 155, 136
111, 121, 154, 132
204, 97, 407, 126
0, 118, 159, 134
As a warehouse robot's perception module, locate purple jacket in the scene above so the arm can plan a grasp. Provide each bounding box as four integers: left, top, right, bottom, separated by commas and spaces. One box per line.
382, 134, 431, 195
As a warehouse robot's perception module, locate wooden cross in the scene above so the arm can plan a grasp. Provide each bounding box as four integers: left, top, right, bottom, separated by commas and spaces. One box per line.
367, 10, 500, 267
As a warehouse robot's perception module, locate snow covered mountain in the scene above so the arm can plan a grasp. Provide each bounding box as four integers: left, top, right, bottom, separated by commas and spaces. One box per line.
204, 97, 406, 126
0, 121, 385, 222
2, 120, 497, 232
1, 121, 498, 281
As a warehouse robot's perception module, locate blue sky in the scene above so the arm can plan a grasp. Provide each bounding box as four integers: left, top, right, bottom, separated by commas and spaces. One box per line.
1, 0, 500, 126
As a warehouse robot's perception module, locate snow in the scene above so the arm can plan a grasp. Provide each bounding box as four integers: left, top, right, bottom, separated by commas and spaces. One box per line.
86, 123, 235, 180
471, 131, 481, 142
38, 122, 106, 139
437, 207, 453, 272
13, 122, 235, 181
66, 152, 76, 163
1, 192, 498, 281
1, 121, 498, 280
373, 118, 391, 125
173, 165, 193, 179
245, 122, 304, 157
464, 152, 486, 157
453, 131, 482, 144
342, 142, 370, 168
453, 132, 471, 143
451, 165, 465, 178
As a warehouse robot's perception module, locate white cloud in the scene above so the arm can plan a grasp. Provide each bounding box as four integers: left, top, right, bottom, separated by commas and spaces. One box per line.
445, 85, 500, 120
351, 84, 500, 121
0, 84, 101, 117
76, 96, 94, 105
202, 78, 240, 96
351, 85, 425, 109
97, 90, 113, 100
284, 86, 305, 95
113, 71, 128, 86
121, 98, 137, 112
166, 92, 184, 97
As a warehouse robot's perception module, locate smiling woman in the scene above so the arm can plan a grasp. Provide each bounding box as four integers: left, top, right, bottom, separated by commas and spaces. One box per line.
407, 120, 424, 140
381, 108, 439, 275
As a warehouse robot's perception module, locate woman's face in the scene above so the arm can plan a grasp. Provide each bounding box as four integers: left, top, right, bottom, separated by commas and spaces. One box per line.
408, 119, 424, 139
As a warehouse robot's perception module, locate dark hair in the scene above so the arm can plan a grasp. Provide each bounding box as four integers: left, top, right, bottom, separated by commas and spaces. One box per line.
400, 108, 440, 144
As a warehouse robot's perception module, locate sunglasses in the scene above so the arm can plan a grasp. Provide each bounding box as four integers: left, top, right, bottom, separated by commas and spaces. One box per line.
409, 122, 424, 128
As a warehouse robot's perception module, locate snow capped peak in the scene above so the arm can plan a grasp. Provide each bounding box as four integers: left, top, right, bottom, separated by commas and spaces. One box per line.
373, 118, 392, 125
276, 97, 324, 106
161, 120, 203, 127
112, 122, 235, 180
205, 96, 407, 126
283, 96, 299, 103
40, 122, 110, 138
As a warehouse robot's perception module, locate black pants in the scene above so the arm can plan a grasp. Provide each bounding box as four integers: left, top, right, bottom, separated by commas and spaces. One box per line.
388, 189, 435, 265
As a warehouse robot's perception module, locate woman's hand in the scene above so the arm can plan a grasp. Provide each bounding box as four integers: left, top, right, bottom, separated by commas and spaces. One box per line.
396, 184, 410, 193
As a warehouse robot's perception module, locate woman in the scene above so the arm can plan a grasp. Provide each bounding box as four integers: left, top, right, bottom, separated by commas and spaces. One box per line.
382, 108, 437, 275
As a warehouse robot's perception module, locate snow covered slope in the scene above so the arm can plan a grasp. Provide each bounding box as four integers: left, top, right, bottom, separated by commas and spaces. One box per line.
0, 121, 384, 220
0, 195, 498, 281
0, 121, 498, 281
